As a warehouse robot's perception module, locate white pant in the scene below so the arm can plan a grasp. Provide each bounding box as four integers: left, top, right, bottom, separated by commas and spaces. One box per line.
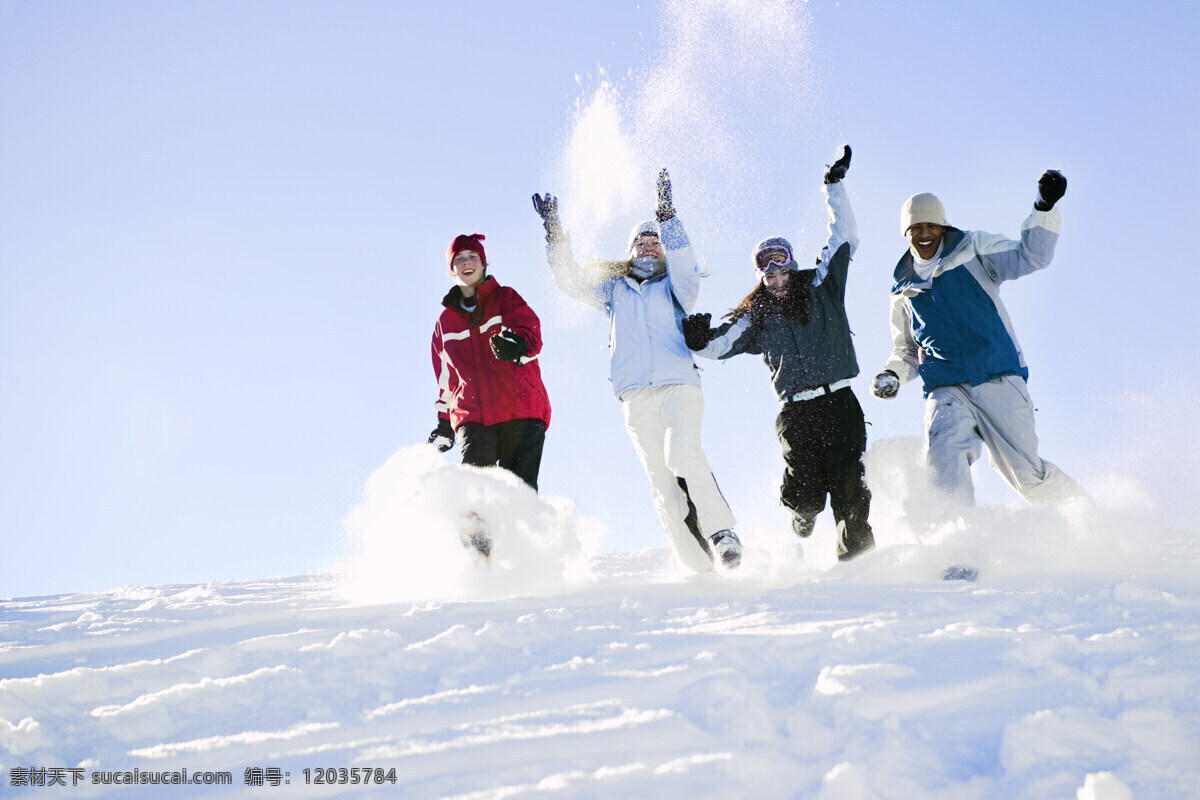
924, 375, 1086, 506
620, 384, 736, 572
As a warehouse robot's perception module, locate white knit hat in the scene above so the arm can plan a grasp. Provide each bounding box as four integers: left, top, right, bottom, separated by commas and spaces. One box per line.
627, 219, 660, 252
900, 193, 947, 236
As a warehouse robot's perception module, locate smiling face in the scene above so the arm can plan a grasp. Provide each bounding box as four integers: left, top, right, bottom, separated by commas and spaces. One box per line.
631, 233, 664, 261
762, 268, 790, 298
906, 222, 945, 261
450, 250, 486, 296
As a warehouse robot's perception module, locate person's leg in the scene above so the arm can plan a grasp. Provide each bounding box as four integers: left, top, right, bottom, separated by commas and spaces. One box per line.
621, 387, 713, 571
923, 385, 984, 506
823, 390, 875, 561
776, 402, 829, 538
659, 385, 737, 537
972, 376, 1088, 505
494, 418, 547, 491
675, 477, 704, 544
456, 422, 500, 469
452, 422, 499, 556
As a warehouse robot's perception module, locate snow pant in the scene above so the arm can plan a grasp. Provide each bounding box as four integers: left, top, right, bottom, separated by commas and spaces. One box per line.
620, 384, 736, 572
924, 375, 1086, 506
457, 418, 546, 491
776, 387, 875, 561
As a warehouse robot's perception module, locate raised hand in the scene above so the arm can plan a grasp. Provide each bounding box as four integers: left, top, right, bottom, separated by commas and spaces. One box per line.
1034, 170, 1067, 211
531, 193, 562, 238
656, 169, 675, 222
682, 312, 714, 351
824, 144, 852, 184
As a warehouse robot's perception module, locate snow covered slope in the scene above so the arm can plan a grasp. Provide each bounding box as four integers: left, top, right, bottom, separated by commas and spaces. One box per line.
3, 519, 1197, 798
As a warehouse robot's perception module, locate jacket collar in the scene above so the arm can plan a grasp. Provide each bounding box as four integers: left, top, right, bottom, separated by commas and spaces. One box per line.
622, 270, 668, 292
442, 275, 497, 313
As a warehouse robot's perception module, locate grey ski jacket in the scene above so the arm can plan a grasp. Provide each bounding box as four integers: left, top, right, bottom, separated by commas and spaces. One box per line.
695, 182, 861, 400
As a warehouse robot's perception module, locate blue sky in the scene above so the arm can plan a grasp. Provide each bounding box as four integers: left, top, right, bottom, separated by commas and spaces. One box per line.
2, 0, 1197, 598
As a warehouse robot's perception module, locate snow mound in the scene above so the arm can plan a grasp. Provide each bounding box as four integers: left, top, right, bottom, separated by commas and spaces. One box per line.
337, 446, 604, 602
849, 436, 1195, 588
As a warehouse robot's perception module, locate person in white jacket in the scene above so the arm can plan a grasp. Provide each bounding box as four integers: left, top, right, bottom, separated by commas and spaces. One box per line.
532, 171, 742, 571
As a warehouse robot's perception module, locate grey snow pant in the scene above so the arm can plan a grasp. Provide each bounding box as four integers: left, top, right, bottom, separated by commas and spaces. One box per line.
924, 375, 1085, 506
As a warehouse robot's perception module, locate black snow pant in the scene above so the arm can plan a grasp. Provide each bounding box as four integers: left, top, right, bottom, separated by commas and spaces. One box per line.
457, 418, 547, 491
775, 387, 875, 561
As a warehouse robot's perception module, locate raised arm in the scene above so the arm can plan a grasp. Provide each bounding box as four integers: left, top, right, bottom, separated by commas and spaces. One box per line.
655, 170, 702, 312
813, 145, 859, 292
533, 192, 613, 312
974, 170, 1065, 283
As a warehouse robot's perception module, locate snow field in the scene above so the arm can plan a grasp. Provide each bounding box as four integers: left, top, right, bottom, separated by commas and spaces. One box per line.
2, 444, 1196, 800
2, 573, 1196, 798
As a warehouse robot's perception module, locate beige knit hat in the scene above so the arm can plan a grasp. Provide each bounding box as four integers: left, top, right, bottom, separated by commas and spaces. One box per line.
900, 193, 947, 236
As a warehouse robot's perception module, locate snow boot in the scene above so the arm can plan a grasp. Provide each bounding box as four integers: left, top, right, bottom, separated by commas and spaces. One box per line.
790, 513, 815, 538
459, 512, 491, 560
710, 530, 743, 569
942, 565, 978, 582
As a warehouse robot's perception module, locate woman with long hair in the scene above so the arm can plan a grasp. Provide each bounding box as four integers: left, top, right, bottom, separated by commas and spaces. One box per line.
683, 146, 875, 562
531, 171, 743, 572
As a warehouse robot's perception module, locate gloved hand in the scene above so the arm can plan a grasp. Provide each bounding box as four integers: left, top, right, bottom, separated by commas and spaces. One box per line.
871, 370, 900, 399
656, 169, 675, 222
428, 417, 454, 452
682, 313, 715, 351
489, 330, 527, 362
531, 193, 562, 240
823, 144, 852, 184
1034, 170, 1067, 211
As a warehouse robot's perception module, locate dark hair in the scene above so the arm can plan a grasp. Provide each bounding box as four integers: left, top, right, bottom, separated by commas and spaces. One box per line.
726, 271, 811, 327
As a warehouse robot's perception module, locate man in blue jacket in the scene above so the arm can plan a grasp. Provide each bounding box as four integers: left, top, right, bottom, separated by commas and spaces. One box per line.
871, 170, 1086, 508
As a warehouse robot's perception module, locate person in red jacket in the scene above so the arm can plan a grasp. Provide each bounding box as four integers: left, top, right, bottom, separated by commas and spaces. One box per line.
428, 233, 552, 491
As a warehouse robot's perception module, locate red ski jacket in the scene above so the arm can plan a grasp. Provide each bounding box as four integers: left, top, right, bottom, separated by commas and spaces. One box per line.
431, 276, 552, 431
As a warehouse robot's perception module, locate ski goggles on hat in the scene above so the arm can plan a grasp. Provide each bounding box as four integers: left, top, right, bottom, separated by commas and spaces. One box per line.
755, 247, 793, 273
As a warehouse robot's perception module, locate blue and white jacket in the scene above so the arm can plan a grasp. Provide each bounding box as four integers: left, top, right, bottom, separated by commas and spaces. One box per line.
882, 206, 1061, 395
548, 216, 701, 398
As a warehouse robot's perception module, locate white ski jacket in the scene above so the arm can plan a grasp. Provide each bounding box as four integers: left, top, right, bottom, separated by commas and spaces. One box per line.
547, 216, 703, 398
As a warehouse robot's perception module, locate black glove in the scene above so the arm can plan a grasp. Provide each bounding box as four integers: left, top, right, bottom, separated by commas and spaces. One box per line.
682, 313, 715, 351
871, 370, 900, 399
489, 330, 527, 362
823, 144, 852, 184
1034, 170, 1067, 211
656, 169, 675, 222
428, 417, 454, 452
531, 193, 562, 240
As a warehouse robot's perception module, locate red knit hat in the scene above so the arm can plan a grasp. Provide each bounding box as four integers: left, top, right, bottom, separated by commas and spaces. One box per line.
447, 232, 487, 268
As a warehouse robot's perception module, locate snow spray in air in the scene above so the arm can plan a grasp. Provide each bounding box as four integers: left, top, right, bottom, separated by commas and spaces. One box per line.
553, 0, 820, 260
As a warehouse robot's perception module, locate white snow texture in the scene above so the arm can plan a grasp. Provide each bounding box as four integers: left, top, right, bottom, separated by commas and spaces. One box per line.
1, 442, 1197, 798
